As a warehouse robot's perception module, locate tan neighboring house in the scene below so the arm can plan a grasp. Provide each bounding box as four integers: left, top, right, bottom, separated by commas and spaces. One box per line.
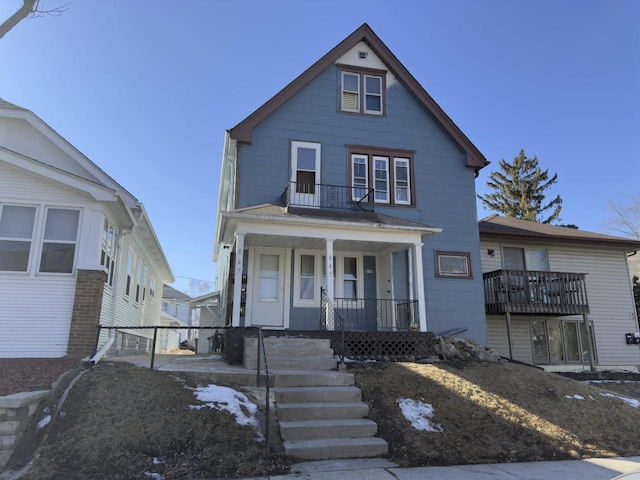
0, 99, 173, 358
480, 215, 640, 371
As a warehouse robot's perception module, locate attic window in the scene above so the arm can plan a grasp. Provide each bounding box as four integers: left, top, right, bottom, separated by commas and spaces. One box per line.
358, 51, 368, 59
340, 67, 385, 115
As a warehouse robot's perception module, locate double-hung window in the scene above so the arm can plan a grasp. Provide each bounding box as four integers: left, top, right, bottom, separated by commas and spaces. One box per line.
340, 68, 385, 115
135, 260, 143, 303
294, 252, 362, 306
351, 155, 368, 201
39, 208, 80, 274
0, 204, 36, 272
373, 156, 389, 203
348, 146, 414, 206
125, 249, 135, 298
101, 217, 118, 286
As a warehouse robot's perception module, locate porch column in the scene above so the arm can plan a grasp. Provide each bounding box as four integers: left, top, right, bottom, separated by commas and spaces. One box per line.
231, 233, 245, 327
413, 242, 428, 331
582, 314, 595, 372
325, 239, 335, 301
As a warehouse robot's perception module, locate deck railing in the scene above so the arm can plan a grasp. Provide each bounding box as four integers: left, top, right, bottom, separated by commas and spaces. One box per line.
281, 181, 375, 212
483, 270, 589, 315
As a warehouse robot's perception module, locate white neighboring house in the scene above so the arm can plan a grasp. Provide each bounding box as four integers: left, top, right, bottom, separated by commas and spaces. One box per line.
480, 215, 640, 371
160, 284, 193, 350
0, 99, 173, 359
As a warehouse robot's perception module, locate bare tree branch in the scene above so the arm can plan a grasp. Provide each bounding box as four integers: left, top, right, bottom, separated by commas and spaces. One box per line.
0, 0, 68, 41
603, 195, 640, 240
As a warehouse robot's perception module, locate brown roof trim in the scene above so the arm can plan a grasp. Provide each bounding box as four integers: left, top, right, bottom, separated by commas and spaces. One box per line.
479, 216, 640, 251
229, 23, 489, 170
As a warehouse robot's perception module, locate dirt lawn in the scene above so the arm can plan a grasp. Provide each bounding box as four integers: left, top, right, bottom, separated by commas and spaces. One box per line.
5, 358, 640, 479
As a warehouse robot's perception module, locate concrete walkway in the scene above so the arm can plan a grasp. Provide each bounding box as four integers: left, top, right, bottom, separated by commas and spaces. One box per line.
106, 355, 640, 480
245, 457, 640, 480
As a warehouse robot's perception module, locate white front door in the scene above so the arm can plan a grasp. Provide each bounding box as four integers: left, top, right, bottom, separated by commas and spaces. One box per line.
250, 248, 285, 327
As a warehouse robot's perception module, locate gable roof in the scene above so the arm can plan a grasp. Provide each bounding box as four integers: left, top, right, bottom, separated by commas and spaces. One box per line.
479, 215, 640, 251
0, 97, 139, 207
162, 284, 192, 301
229, 23, 488, 170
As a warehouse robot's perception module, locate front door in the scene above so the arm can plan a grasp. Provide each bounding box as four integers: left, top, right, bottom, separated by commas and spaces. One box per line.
250, 248, 285, 327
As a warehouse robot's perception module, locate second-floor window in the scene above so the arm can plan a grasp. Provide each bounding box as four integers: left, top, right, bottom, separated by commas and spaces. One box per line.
340, 69, 385, 115
348, 146, 414, 206
125, 249, 135, 297
290, 141, 321, 207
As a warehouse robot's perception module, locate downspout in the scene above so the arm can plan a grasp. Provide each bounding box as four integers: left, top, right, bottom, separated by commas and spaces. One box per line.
91, 227, 133, 365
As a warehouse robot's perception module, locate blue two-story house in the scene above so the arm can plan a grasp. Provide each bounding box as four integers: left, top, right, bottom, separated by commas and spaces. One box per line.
213, 24, 489, 344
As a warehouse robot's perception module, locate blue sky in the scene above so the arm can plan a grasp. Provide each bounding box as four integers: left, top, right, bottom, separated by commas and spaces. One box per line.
1, 0, 638, 294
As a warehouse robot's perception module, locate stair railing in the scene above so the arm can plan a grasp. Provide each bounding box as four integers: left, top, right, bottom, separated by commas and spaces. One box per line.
256, 326, 271, 456
320, 287, 346, 365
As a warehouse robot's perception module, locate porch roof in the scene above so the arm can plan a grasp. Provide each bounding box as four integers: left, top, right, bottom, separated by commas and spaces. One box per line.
219, 204, 441, 253
225, 203, 439, 231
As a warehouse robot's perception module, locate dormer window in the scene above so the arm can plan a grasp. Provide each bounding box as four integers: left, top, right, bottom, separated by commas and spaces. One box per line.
340, 68, 385, 115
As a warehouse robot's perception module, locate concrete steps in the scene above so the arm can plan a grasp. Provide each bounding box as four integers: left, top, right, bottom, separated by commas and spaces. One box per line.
248, 337, 387, 461
283, 437, 389, 461
243, 337, 337, 371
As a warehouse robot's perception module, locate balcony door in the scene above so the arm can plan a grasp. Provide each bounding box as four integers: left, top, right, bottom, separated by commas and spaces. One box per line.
290, 141, 321, 207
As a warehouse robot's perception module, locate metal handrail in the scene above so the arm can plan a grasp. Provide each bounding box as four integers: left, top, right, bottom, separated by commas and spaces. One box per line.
256, 326, 271, 456
281, 181, 375, 212
320, 287, 346, 364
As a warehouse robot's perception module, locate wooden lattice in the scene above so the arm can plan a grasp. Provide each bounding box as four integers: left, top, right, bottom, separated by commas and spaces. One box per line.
223, 328, 438, 365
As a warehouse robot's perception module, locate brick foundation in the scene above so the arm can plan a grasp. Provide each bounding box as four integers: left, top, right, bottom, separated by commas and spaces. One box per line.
66, 269, 106, 359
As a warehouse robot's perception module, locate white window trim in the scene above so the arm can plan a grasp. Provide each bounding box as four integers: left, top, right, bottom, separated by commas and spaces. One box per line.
293, 251, 364, 307
125, 248, 135, 299
435, 251, 472, 279
101, 216, 118, 287
341, 71, 360, 113
0, 203, 38, 274
394, 157, 411, 205
290, 140, 322, 207
363, 74, 383, 115
37, 207, 81, 275
373, 156, 390, 204
135, 259, 143, 304
351, 154, 369, 201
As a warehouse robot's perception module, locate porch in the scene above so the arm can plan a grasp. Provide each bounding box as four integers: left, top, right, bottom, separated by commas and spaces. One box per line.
218, 201, 441, 333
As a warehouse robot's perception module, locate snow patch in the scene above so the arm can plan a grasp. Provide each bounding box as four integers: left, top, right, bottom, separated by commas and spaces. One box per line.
190, 385, 263, 439
564, 394, 585, 400
600, 392, 640, 408
36, 415, 51, 430
144, 473, 164, 479
397, 398, 443, 433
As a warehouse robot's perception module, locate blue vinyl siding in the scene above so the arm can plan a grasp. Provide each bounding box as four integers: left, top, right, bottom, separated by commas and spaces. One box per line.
236, 64, 487, 343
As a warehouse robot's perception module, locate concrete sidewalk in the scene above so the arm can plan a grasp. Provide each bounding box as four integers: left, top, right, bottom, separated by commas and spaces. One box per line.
241, 457, 640, 480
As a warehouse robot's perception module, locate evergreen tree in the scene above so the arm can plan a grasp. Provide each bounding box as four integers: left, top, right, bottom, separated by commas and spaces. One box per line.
478, 149, 563, 224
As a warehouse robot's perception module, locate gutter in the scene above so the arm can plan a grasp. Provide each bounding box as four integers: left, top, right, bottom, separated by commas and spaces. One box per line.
92, 228, 132, 365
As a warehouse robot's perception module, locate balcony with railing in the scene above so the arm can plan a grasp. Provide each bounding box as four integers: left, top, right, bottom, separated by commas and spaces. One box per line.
281, 181, 375, 212
483, 270, 589, 316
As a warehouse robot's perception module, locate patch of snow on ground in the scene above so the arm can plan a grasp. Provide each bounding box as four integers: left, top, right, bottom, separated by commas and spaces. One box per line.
144, 473, 163, 479
564, 394, 585, 400
585, 380, 623, 384
190, 385, 263, 439
36, 415, 51, 430
397, 398, 443, 432
600, 392, 640, 408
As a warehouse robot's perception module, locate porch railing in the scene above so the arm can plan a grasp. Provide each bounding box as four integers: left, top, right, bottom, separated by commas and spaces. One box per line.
483, 270, 590, 316
281, 181, 375, 212
319, 287, 418, 331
